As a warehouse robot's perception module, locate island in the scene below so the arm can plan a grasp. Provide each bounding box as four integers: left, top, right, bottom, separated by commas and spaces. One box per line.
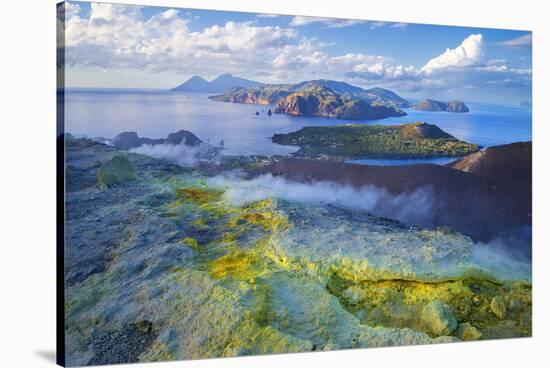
411, 99, 469, 113
210, 79, 409, 107
271, 122, 478, 159
211, 80, 408, 120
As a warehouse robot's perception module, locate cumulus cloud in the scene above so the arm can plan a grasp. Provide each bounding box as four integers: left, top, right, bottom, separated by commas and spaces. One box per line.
421, 34, 484, 74
61, 5, 530, 97
64, 2, 82, 18
498, 34, 532, 49
64, 3, 298, 76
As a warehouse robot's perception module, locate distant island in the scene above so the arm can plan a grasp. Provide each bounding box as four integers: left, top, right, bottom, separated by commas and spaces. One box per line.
411, 99, 469, 113
211, 80, 408, 120
210, 79, 409, 107
170, 74, 260, 93
272, 122, 478, 159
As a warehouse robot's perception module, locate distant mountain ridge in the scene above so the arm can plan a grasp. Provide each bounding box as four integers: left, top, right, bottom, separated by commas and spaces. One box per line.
170, 74, 261, 93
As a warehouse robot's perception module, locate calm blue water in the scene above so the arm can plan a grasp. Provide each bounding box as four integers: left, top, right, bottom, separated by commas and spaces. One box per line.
346, 157, 459, 166
65, 90, 532, 161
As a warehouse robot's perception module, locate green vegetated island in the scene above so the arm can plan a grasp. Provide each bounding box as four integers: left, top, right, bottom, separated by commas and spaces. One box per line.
272, 122, 479, 159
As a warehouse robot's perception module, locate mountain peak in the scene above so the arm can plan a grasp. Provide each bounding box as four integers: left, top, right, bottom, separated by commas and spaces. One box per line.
171, 74, 260, 93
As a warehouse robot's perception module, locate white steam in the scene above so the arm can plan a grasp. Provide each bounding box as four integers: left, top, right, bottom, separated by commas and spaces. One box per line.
471, 239, 532, 280
130, 143, 219, 167
208, 173, 434, 224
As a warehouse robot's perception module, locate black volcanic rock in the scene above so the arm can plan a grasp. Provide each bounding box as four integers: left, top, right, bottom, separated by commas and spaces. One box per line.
112, 132, 163, 150
112, 130, 202, 150
171, 74, 260, 93
412, 99, 469, 113
165, 130, 202, 146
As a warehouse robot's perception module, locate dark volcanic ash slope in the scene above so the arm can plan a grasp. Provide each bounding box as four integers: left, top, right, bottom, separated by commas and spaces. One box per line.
257, 158, 531, 255
448, 142, 532, 184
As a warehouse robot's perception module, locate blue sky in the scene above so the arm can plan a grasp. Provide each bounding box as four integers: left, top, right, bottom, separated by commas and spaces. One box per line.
60, 1, 532, 105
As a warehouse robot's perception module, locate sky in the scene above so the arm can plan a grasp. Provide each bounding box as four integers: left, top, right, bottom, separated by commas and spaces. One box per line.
58, 1, 532, 105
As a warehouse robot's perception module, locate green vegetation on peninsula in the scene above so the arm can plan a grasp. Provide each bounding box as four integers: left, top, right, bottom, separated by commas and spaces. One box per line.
272, 122, 479, 159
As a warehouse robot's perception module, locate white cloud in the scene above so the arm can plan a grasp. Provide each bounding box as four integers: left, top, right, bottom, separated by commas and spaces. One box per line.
339, 34, 530, 94
288, 16, 405, 30
369, 21, 387, 29
289, 16, 366, 28
64, 3, 298, 77
390, 22, 409, 29
421, 34, 484, 74
62, 6, 530, 98
64, 2, 81, 18
498, 34, 532, 49
257, 14, 279, 18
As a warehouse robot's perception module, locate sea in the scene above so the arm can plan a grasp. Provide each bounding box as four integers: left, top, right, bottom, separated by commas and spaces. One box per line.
63, 89, 532, 165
